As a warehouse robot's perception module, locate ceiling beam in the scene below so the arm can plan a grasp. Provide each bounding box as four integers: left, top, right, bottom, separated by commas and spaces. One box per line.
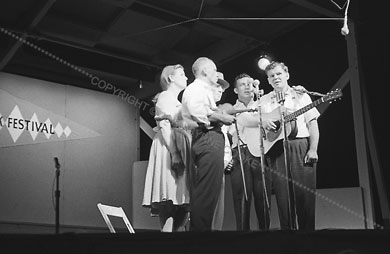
39, 35, 163, 69
288, 0, 343, 18
133, 0, 264, 44
2, 26, 163, 70
0, 0, 57, 70
317, 68, 350, 114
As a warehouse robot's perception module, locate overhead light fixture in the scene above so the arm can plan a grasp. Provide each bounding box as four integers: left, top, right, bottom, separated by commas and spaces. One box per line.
257, 55, 272, 71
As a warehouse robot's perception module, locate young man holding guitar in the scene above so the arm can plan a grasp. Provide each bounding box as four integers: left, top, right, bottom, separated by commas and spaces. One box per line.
260, 61, 320, 231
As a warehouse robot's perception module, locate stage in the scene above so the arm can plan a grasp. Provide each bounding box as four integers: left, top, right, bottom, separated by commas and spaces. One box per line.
1, 229, 390, 254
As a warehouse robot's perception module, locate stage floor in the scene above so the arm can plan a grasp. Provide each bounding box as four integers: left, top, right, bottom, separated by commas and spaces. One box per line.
1, 229, 390, 254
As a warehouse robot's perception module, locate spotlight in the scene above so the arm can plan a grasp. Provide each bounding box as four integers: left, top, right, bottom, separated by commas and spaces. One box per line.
257, 55, 272, 71
139, 80, 143, 89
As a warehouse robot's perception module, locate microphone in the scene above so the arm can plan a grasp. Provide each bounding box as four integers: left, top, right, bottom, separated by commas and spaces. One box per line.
251, 79, 261, 101
252, 79, 260, 88
276, 91, 285, 103
341, 18, 349, 36
54, 157, 60, 170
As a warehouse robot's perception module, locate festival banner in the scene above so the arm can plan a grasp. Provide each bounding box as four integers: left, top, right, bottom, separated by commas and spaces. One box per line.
0, 89, 100, 148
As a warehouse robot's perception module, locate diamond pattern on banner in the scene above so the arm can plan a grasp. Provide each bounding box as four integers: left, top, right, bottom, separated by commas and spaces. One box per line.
64, 126, 72, 137
43, 118, 53, 139
54, 122, 63, 138
29, 113, 40, 141
7, 105, 24, 142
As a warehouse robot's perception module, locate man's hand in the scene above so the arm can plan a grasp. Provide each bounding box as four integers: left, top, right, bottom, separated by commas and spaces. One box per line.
155, 114, 177, 127
209, 111, 236, 125
219, 113, 236, 125
262, 118, 277, 131
304, 149, 318, 165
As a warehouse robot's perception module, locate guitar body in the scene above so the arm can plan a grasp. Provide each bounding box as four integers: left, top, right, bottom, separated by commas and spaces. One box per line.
262, 107, 297, 154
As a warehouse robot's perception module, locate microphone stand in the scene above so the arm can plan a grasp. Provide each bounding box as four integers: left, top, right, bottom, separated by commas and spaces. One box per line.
234, 121, 248, 202
277, 93, 297, 231
234, 120, 249, 230
54, 157, 61, 234
256, 89, 270, 230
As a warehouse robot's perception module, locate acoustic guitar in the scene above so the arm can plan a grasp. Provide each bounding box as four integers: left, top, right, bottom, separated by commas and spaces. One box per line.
262, 89, 343, 154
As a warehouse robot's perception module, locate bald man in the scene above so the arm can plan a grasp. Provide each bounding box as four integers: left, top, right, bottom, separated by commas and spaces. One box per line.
181, 57, 235, 231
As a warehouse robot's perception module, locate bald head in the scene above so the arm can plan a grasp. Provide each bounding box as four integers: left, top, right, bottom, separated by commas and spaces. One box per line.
192, 57, 218, 85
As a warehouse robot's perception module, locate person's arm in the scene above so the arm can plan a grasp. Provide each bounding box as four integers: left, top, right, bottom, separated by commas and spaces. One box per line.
235, 99, 276, 129
159, 120, 184, 174
208, 110, 236, 125
301, 92, 320, 164
305, 119, 320, 164
156, 94, 184, 172
158, 120, 179, 155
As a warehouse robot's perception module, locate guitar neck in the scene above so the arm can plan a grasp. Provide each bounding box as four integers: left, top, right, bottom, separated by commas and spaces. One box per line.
284, 97, 324, 122
225, 108, 257, 115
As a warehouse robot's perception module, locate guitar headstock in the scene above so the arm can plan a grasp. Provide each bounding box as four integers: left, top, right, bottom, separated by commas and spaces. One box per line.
323, 89, 343, 103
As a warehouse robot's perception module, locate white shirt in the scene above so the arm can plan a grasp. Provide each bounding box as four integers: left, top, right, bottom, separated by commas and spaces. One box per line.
181, 78, 217, 127
229, 98, 262, 156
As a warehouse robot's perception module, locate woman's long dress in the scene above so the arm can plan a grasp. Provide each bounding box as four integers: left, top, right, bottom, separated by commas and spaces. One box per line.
142, 91, 191, 216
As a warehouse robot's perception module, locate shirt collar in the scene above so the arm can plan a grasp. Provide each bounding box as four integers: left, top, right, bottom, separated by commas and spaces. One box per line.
195, 78, 213, 90
234, 98, 255, 108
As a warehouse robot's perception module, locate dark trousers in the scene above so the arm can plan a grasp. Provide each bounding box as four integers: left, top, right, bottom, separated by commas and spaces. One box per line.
266, 138, 316, 231
190, 127, 225, 231
230, 146, 272, 231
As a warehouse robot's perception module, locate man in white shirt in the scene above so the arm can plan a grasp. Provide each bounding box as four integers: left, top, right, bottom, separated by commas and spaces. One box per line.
181, 57, 235, 231
260, 61, 320, 231
228, 73, 272, 231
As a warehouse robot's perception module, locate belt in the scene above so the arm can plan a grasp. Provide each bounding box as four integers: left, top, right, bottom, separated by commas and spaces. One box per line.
196, 123, 221, 132
288, 137, 308, 141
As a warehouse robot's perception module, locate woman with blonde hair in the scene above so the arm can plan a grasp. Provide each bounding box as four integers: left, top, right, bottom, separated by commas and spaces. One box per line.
142, 64, 192, 232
